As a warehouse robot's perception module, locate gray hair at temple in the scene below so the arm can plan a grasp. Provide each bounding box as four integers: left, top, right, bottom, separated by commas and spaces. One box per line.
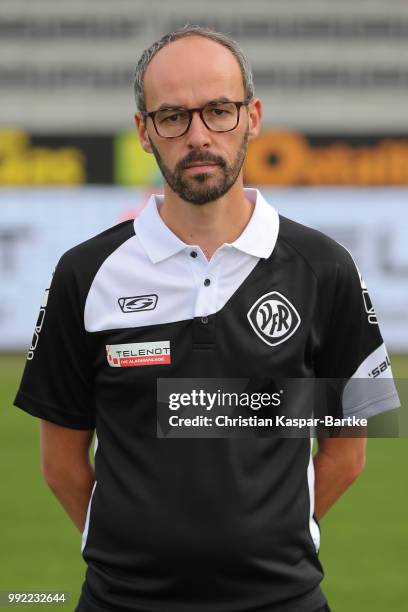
133, 24, 255, 112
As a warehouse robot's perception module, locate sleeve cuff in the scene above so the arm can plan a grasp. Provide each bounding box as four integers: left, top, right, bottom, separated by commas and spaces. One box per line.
343, 389, 401, 420
14, 390, 96, 430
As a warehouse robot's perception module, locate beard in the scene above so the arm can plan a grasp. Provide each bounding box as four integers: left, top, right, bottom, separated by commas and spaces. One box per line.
149, 127, 249, 205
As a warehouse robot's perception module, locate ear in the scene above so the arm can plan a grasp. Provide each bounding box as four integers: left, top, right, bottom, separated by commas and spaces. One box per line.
247, 98, 262, 141
134, 112, 153, 154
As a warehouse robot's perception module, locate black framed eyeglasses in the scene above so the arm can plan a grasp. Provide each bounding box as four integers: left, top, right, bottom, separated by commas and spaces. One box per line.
142, 99, 251, 138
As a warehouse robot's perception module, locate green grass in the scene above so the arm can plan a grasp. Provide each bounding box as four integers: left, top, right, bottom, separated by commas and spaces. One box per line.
319, 354, 408, 611
1, 354, 407, 611
0, 355, 85, 610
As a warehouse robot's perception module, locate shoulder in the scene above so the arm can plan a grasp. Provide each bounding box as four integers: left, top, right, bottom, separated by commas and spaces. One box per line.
277, 214, 355, 277
52, 220, 135, 300
60, 220, 135, 269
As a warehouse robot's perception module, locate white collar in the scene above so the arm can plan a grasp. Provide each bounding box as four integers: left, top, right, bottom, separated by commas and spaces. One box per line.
134, 188, 279, 263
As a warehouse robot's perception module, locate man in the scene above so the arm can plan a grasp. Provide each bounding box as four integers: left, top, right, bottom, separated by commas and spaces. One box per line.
15, 25, 399, 612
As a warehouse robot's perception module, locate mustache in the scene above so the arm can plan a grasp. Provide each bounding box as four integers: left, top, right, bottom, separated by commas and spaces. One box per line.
176, 151, 227, 172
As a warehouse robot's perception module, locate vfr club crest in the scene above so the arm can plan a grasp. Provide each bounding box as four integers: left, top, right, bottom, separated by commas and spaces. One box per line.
247, 291, 301, 347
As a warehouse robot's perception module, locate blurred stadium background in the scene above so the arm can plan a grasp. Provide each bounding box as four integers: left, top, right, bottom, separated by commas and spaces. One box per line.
1, 1, 407, 610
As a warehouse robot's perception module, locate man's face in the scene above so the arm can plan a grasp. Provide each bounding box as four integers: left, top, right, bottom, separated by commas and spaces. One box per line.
135, 36, 261, 205
148, 124, 249, 205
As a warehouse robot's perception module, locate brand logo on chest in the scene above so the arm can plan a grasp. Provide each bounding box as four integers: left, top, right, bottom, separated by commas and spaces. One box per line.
118, 294, 158, 312
247, 291, 301, 347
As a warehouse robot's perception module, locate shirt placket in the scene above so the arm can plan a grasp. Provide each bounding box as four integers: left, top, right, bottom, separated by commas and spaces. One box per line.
187, 248, 220, 313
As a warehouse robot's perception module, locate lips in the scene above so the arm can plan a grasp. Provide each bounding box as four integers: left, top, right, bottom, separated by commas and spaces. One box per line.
185, 162, 218, 169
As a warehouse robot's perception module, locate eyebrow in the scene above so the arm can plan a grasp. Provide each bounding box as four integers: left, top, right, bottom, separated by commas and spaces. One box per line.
156, 97, 232, 111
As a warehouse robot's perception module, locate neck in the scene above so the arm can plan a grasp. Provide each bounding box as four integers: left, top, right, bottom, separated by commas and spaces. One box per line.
158, 177, 253, 260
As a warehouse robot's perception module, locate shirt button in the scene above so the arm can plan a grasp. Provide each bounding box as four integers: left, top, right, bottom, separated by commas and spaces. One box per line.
204, 278, 211, 287
201, 316, 209, 324
190, 251, 198, 258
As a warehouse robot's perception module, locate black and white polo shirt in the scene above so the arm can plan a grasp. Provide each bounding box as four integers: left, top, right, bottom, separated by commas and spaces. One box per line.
15, 188, 399, 612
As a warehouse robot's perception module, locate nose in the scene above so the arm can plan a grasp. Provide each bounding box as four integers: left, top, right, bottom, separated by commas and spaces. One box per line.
185, 110, 211, 149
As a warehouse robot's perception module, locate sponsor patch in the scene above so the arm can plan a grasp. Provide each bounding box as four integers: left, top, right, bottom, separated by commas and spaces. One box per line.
247, 291, 301, 347
106, 341, 170, 367
362, 289, 378, 325
355, 262, 377, 324
27, 271, 54, 360
118, 294, 158, 312
368, 355, 391, 378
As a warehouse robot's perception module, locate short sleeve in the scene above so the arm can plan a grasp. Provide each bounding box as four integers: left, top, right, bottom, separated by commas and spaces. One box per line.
315, 248, 400, 419
14, 254, 96, 430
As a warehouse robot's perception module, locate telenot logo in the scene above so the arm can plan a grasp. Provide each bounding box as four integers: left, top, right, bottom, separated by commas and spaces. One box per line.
247, 291, 301, 347
106, 341, 170, 367
118, 294, 158, 313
